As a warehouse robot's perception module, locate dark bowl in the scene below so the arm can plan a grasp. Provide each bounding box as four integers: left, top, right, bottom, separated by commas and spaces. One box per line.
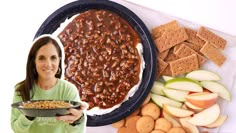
11, 100, 81, 117
34, 0, 157, 126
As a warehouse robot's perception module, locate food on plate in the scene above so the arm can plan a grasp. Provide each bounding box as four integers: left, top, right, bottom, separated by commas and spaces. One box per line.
21, 100, 72, 109
55, 9, 145, 115
174, 43, 206, 65
186, 69, 221, 81
200, 42, 226, 66
165, 77, 203, 92
151, 93, 183, 108
169, 54, 199, 76
205, 115, 227, 128
163, 111, 181, 127
152, 20, 179, 39
162, 104, 194, 118
154, 118, 172, 132
136, 116, 155, 133
151, 81, 165, 95
155, 27, 189, 53
179, 117, 199, 133
184, 101, 204, 112
132, 70, 228, 132
111, 119, 125, 129
188, 104, 220, 126
141, 102, 161, 120
167, 127, 186, 133
112, 19, 230, 133
156, 57, 168, 79
185, 92, 218, 108
184, 27, 205, 47
117, 127, 129, 133
141, 93, 151, 106
201, 81, 231, 101
151, 129, 165, 133
152, 20, 227, 77
162, 88, 189, 102
125, 116, 141, 133
197, 27, 227, 50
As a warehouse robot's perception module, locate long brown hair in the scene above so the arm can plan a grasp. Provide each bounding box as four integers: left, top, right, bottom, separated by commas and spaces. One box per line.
16, 35, 63, 101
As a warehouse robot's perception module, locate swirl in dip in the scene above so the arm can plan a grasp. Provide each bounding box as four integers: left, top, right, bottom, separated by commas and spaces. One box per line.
54, 10, 145, 116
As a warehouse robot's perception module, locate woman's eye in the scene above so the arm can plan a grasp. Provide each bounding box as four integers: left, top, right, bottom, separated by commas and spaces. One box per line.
38, 56, 45, 60
51, 56, 58, 61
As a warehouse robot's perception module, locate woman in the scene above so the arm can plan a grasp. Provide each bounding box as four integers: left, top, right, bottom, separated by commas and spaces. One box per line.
11, 34, 87, 133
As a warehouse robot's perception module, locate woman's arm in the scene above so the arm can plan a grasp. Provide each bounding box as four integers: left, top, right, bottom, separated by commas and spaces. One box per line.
11, 91, 34, 133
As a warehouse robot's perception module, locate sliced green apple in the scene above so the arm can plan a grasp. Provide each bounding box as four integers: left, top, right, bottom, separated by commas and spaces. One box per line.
186, 92, 218, 108
162, 75, 174, 82
179, 117, 200, 133
163, 111, 181, 127
205, 115, 227, 128
151, 81, 165, 95
162, 88, 189, 102
188, 104, 220, 126
165, 78, 203, 92
163, 104, 194, 118
184, 101, 204, 112
201, 81, 231, 101
186, 70, 221, 81
151, 93, 182, 108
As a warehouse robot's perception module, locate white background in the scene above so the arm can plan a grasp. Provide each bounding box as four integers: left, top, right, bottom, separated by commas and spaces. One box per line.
0, 0, 235, 132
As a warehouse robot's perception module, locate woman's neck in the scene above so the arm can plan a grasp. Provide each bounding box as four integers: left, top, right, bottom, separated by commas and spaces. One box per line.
37, 77, 58, 90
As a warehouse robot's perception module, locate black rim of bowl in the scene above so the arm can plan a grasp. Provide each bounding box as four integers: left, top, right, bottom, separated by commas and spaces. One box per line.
34, 0, 157, 126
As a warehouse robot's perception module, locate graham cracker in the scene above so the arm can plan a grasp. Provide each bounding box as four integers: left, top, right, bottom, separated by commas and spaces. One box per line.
161, 64, 172, 76
185, 28, 205, 47
174, 42, 203, 55
159, 49, 169, 60
174, 44, 206, 65
200, 42, 226, 66
156, 58, 168, 79
184, 42, 203, 54
152, 20, 179, 39
173, 44, 182, 53
169, 54, 199, 76
164, 48, 179, 62
155, 27, 188, 52
197, 27, 227, 50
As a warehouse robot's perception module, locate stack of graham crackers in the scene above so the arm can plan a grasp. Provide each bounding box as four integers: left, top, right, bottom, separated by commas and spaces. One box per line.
152, 20, 227, 78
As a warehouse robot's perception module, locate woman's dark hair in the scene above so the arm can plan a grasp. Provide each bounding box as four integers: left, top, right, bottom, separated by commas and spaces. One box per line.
16, 35, 63, 101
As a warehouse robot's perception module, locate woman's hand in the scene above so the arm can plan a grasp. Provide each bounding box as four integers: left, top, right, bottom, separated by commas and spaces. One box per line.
56, 102, 88, 124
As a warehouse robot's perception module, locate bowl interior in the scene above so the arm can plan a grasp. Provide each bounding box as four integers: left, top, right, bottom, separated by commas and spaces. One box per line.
11, 100, 81, 117
34, 0, 157, 126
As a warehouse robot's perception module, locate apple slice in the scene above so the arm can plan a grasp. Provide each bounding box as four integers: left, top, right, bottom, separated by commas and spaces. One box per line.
186, 92, 218, 108
185, 101, 204, 112
162, 75, 174, 81
205, 115, 227, 128
188, 104, 220, 126
179, 117, 199, 133
201, 81, 231, 101
186, 70, 221, 81
181, 104, 188, 110
189, 88, 211, 95
151, 81, 165, 95
163, 111, 181, 127
165, 78, 203, 92
151, 93, 182, 108
163, 104, 194, 118
162, 88, 189, 102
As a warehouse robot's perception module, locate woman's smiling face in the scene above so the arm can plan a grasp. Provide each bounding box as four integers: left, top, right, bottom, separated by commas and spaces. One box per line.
35, 42, 60, 80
